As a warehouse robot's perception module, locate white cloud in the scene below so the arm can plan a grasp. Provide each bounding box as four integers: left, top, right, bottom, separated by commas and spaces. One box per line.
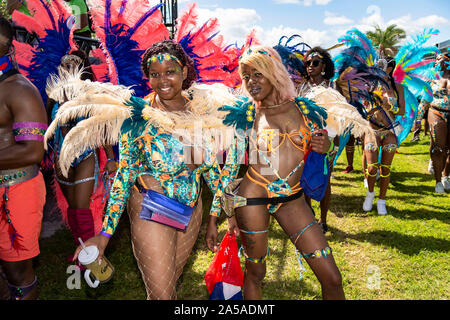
273, 0, 332, 5
323, 11, 354, 25
261, 25, 331, 48
361, 5, 384, 27
195, 7, 262, 46
415, 15, 449, 27
175, 3, 448, 54
315, 0, 333, 4
192, 7, 331, 49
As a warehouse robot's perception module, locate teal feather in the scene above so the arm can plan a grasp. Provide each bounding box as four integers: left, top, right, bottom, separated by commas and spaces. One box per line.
120, 96, 148, 138
219, 96, 255, 132
294, 97, 327, 129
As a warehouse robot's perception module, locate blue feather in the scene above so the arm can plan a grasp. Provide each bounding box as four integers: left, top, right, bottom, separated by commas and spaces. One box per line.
121, 96, 149, 137
103, 2, 164, 97
21, 18, 72, 105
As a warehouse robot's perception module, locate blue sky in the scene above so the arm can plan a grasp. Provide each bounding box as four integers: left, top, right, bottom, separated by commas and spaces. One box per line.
171, 0, 450, 51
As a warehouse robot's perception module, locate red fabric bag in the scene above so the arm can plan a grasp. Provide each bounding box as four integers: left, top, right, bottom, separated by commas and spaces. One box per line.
204, 233, 244, 300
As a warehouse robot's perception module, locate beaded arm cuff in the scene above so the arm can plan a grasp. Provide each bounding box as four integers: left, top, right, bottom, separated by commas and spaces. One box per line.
12, 122, 48, 142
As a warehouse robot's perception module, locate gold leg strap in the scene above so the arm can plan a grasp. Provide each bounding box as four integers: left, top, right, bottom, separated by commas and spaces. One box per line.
366, 163, 379, 177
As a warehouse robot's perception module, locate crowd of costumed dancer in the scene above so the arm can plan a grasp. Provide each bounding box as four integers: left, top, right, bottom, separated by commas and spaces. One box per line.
1, 0, 445, 301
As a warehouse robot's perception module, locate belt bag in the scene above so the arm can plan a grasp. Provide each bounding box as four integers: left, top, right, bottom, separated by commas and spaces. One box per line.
139, 189, 195, 232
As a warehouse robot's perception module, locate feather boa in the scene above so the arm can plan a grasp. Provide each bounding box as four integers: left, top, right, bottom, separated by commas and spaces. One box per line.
45, 68, 242, 176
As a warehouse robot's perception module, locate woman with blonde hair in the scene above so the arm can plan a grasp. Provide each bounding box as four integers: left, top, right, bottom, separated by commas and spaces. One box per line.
221, 45, 345, 300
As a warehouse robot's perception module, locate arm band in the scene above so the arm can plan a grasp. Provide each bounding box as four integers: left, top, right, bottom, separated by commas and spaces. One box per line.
12, 122, 48, 142
100, 231, 112, 238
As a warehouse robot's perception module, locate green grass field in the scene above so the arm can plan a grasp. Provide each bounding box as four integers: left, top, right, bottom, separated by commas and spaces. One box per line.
35, 132, 449, 300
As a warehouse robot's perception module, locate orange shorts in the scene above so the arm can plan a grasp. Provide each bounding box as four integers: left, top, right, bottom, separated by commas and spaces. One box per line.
0, 172, 46, 262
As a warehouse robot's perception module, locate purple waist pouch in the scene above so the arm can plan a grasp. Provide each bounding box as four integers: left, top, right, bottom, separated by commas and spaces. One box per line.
139, 189, 194, 232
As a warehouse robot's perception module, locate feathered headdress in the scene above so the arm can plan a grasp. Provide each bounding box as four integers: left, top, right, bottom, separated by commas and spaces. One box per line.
333, 28, 388, 118
391, 28, 440, 143
273, 34, 310, 84
174, 2, 241, 88
222, 29, 261, 89
12, 0, 77, 105
87, 0, 169, 97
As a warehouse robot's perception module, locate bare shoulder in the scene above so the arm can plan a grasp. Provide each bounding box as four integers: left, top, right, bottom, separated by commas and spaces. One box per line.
3, 73, 41, 98
1, 74, 46, 122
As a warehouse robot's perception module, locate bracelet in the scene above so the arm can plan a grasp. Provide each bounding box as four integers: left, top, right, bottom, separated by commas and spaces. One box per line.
107, 158, 116, 162
100, 231, 112, 238
388, 104, 399, 114
326, 139, 334, 154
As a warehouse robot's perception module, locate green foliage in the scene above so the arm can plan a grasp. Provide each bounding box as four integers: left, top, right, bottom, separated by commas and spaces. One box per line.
34, 132, 449, 300
0, 0, 9, 18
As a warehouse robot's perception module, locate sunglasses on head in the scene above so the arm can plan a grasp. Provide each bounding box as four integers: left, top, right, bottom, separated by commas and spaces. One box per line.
305, 59, 321, 67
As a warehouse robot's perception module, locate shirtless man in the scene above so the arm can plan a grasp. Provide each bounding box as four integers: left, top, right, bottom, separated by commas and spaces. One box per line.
0, 16, 47, 300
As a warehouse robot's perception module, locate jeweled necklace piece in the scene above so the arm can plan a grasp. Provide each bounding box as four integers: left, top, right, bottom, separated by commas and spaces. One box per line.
258, 100, 291, 110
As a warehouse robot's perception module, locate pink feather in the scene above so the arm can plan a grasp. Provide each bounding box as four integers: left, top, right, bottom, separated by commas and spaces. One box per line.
393, 66, 406, 84
175, 2, 198, 43
12, 41, 33, 77
407, 59, 435, 70
90, 48, 110, 81
12, 11, 46, 38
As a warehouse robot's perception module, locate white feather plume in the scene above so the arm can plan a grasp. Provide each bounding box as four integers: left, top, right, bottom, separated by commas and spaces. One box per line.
305, 86, 375, 139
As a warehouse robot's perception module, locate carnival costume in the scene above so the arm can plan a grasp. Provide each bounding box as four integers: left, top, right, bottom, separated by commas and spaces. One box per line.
274, 35, 375, 168
45, 1, 248, 298
0, 55, 47, 264
427, 54, 450, 152
425, 54, 450, 191
334, 28, 439, 212
335, 28, 439, 148
11, 0, 111, 243
219, 47, 375, 277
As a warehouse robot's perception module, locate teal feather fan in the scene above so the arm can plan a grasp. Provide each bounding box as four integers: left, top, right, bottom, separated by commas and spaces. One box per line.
219, 96, 255, 132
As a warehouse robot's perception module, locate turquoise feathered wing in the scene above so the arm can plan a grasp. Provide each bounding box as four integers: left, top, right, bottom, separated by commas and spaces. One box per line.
393, 28, 440, 144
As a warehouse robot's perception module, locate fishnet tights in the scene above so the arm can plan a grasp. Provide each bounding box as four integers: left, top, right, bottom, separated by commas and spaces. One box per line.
126, 175, 203, 300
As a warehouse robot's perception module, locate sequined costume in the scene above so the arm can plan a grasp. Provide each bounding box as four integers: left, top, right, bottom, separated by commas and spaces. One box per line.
101, 92, 238, 236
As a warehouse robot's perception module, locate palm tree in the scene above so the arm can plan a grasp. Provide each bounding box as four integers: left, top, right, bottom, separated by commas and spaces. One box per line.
0, 0, 9, 18
366, 24, 406, 58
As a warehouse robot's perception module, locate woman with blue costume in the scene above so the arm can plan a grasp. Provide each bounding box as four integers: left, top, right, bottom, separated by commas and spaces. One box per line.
46, 50, 117, 250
